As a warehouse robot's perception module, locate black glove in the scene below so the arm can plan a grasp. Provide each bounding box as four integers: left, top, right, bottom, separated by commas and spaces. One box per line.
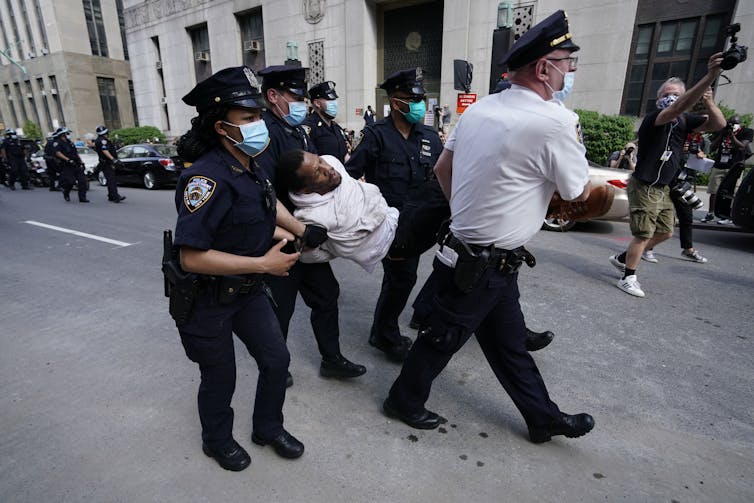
299, 224, 328, 249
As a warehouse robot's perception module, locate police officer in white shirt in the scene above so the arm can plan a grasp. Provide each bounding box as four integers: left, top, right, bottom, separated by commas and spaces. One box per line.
383, 10, 595, 443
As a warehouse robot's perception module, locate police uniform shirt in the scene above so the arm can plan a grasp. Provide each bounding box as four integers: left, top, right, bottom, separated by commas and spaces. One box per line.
1, 137, 24, 160
445, 85, 589, 249
51, 138, 72, 160
94, 136, 117, 162
345, 115, 442, 210
44, 139, 57, 159
173, 147, 276, 257
634, 110, 706, 186
255, 109, 317, 212
302, 113, 348, 162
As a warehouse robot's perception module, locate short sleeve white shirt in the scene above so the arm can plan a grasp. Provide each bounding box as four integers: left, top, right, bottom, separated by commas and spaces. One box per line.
446, 85, 589, 249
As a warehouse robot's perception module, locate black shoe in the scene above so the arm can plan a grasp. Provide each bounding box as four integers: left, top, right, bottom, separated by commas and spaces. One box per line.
21, 186, 32, 190
109, 197, 121, 203
8, 184, 15, 191
369, 334, 412, 362
286, 371, 293, 388
202, 440, 251, 471
382, 398, 445, 430
118, 195, 126, 201
525, 328, 554, 352
63, 193, 70, 201
79, 198, 90, 203
320, 354, 366, 379
528, 413, 595, 443
251, 430, 304, 459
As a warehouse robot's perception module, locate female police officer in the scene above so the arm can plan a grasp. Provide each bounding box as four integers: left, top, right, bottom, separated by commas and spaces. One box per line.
173, 66, 303, 471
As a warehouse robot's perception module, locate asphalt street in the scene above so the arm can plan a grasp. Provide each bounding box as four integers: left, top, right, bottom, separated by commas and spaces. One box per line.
1, 182, 753, 502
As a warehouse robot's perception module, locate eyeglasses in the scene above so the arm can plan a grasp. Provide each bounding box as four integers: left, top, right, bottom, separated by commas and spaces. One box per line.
393, 95, 425, 104
546, 56, 578, 71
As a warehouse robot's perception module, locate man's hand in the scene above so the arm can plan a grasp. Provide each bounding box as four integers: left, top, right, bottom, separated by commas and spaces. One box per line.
262, 239, 300, 276
706, 52, 724, 79
298, 224, 328, 250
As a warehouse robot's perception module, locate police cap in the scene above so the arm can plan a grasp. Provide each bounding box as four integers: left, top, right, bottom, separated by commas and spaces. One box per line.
379, 67, 426, 96
182, 66, 263, 111
96, 125, 108, 135
499, 10, 580, 70
258, 65, 309, 97
4, 128, 15, 135
308, 81, 338, 100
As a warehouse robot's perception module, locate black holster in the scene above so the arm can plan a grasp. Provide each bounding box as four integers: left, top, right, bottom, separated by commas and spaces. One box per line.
451, 239, 492, 294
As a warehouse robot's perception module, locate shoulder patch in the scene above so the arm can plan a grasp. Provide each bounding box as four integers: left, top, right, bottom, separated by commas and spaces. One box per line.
183, 176, 217, 213
302, 125, 312, 136
102, 140, 107, 146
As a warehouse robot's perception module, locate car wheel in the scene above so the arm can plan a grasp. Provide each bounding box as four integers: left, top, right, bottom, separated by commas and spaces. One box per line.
541, 217, 577, 232
97, 170, 107, 186
143, 171, 158, 190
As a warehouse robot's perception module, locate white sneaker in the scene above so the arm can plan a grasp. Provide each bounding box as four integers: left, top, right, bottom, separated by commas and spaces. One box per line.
609, 254, 626, 273
717, 218, 733, 225
641, 250, 659, 263
681, 249, 708, 263
616, 275, 645, 297
700, 213, 715, 223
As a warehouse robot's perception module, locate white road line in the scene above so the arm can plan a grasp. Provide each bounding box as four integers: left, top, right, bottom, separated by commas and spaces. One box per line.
24, 220, 134, 247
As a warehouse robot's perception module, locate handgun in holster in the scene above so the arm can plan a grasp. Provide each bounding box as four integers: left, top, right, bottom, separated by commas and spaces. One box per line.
452, 239, 492, 294
162, 229, 199, 324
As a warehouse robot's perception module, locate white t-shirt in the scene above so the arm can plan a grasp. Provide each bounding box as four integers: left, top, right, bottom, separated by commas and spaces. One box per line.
445, 85, 589, 249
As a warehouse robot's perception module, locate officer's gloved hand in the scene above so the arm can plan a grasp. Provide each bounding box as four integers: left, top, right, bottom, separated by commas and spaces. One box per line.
298, 224, 328, 250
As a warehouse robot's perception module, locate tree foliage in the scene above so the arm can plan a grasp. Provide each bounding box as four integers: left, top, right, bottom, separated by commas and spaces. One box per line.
110, 125, 165, 146
22, 120, 43, 141
716, 102, 752, 127
574, 109, 636, 166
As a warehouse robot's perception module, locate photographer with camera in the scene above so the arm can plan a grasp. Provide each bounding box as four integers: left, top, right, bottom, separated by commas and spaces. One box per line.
701, 115, 753, 224
609, 142, 637, 171
609, 53, 726, 298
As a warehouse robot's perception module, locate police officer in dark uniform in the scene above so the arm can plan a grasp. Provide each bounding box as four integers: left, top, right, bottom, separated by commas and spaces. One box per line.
172, 66, 304, 472
345, 67, 443, 362
255, 65, 366, 384
302, 81, 349, 163
44, 131, 62, 191
93, 125, 126, 203
1, 128, 32, 190
53, 128, 89, 202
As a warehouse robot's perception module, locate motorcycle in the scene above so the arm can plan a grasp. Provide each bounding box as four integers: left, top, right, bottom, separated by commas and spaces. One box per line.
28, 158, 51, 188
715, 161, 754, 230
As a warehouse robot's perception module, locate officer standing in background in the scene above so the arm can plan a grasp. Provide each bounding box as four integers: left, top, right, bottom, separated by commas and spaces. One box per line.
172, 65, 303, 471
53, 127, 89, 203
1, 128, 32, 190
345, 67, 443, 362
93, 125, 126, 203
255, 65, 366, 384
44, 131, 61, 191
384, 11, 596, 443
302, 81, 349, 163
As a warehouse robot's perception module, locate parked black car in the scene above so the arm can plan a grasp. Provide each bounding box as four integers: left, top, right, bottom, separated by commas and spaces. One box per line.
99, 143, 187, 189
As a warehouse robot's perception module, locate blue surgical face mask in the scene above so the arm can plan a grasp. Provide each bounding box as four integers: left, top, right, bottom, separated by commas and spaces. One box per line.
223, 120, 269, 156
656, 94, 679, 110
281, 98, 308, 126
324, 100, 338, 118
395, 98, 426, 124
546, 62, 575, 102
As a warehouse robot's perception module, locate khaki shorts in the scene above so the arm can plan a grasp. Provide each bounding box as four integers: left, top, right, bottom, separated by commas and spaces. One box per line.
707, 166, 729, 194
627, 178, 675, 239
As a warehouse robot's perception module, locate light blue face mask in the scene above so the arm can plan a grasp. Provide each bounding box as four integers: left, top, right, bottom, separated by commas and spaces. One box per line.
547, 62, 575, 102
395, 98, 427, 124
223, 120, 269, 156
282, 100, 308, 126
324, 100, 338, 118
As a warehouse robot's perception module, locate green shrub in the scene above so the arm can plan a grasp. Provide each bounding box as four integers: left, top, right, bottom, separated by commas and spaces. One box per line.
717, 102, 752, 127
22, 120, 43, 141
575, 109, 635, 166
110, 125, 165, 145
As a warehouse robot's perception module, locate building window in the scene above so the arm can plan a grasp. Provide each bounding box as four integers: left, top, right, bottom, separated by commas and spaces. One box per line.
237, 8, 265, 71
5, 0, 23, 60
128, 80, 138, 126
97, 77, 121, 129
13, 82, 26, 123
33, 0, 49, 52
25, 80, 41, 127
622, 1, 733, 117
4, 84, 20, 126
115, 0, 128, 60
188, 24, 211, 83
20, 0, 37, 57
38, 77, 53, 131
83, 0, 109, 57
308, 41, 325, 86
49, 75, 66, 126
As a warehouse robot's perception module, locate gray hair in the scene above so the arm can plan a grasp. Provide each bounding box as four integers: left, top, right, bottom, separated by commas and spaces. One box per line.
656, 77, 685, 99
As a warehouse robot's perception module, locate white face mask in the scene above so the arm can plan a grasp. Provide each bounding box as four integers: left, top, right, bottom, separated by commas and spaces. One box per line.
545, 61, 575, 102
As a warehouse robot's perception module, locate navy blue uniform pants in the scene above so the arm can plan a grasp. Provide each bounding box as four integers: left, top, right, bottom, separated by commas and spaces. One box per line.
59, 163, 87, 200
98, 161, 121, 200
178, 291, 290, 449
265, 261, 341, 359
371, 255, 420, 345
388, 259, 561, 428
45, 158, 60, 188
7, 157, 29, 188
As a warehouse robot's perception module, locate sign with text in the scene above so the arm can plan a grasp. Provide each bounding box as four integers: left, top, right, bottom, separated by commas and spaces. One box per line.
456, 93, 477, 114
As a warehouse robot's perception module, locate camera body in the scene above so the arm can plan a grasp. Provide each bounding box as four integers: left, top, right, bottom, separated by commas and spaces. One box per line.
721, 24, 748, 71
671, 172, 704, 209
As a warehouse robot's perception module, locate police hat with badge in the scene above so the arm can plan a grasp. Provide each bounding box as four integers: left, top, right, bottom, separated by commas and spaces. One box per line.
258, 65, 309, 97
499, 10, 580, 70
379, 67, 426, 97
308, 81, 338, 100
182, 66, 264, 111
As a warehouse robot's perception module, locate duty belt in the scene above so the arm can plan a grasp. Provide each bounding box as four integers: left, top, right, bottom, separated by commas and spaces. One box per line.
445, 234, 536, 274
